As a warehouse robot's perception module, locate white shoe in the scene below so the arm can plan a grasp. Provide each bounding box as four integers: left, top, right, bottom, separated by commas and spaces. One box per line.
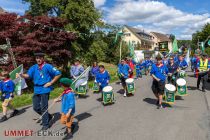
124, 93, 127, 97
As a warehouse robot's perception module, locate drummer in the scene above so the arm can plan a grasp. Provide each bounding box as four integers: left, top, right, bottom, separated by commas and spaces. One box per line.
167, 56, 178, 85
197, 53, 210, 92
177, 54, 188, 70
118, 59, 131, 97
96, 65, 110, 99
150, 55, 169, 109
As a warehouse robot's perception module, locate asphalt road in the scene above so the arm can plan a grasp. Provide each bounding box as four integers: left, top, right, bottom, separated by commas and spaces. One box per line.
1, 70, 210, 140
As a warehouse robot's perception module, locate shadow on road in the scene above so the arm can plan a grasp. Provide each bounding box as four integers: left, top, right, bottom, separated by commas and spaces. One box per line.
143, 98, 172, 108
117, 89, 124, 95
143, 98, 157, 106
187, 86, 197, 91
75, 112, 92, 122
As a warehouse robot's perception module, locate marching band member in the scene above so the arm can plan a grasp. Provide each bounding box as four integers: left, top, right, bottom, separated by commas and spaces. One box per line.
150, 55, 168, 109
136, 60, 144, 79
167, 56, 178, 85
118, 59, 131, 97
96, 65, 110, 99
197, 53, 210, 92
177, 54, 188, 70
126, 57, 134, 78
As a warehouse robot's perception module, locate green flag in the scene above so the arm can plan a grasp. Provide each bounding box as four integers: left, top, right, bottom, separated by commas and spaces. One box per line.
9, 65, 27, 95
172, 37, 179, 53
114, 30, 123, 44
201, 42, 205, 53
128, 41, 134, 57
208, 40, 210, 46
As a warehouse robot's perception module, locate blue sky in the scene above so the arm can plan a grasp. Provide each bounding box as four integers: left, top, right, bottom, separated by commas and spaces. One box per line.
0, 0, 210, 39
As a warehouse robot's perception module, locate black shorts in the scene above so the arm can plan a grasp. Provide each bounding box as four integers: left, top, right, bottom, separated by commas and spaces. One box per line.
120, 77, 127, 87
151, 80, 165, 95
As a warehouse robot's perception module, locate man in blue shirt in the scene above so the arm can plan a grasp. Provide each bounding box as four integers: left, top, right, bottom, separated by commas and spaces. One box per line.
150, 56, 168, 109
70, 59, 84, 80
197, 53, 210, 92
118, 59, 131, 97
17, 52, 61, 130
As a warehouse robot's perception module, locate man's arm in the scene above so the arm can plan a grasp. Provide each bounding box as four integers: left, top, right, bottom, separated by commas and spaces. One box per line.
44, 74, 61, 87
151, 74, 160, 82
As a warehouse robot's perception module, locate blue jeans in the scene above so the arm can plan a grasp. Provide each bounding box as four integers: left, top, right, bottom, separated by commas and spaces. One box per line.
33, 93, 50, 127
136, 70, 142, 78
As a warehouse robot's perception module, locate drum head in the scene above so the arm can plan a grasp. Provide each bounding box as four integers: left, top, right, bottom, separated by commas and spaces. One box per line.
81, 81, 87, 86
165, 84, 176, 92
126, 78, 134, 83
176, 78, 186, 86
103, 86, 113, 92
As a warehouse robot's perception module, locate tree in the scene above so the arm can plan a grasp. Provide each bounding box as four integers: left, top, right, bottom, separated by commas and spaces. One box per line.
192, 23, 210, 54
24, 0, 101, 64
0, 13, 76, 72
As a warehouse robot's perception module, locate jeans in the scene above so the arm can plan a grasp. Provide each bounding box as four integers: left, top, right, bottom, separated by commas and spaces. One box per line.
33, 93, 50, 127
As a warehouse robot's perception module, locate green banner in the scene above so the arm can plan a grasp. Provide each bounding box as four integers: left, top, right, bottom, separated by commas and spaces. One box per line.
9, 65, 27, 95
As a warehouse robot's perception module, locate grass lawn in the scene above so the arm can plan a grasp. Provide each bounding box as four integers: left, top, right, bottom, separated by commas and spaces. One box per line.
0, 62, 119, 112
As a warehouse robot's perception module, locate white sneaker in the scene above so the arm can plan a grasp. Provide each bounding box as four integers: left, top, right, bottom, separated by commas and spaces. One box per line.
124, 93, 127, 97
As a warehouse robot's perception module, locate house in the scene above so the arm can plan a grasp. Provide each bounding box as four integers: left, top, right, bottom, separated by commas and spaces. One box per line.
150, 32, 173, 53
0, 7, 5, 14
123, 26, 155, 51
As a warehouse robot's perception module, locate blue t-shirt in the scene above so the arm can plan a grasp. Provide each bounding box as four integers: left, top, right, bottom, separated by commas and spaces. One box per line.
96, 70, 110, 89
61, 92, 75, 115
150, 64, 168, 82
118, 64, 130, 78
90, 66, 99, 77
27, 63, 61, 94
177, 60, 188, 69
0, 79, 15, 99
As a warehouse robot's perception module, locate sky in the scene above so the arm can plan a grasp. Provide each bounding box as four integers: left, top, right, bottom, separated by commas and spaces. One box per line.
0, 0, 210, 40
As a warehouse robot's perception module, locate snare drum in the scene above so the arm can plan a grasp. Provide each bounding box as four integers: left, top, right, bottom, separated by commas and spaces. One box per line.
102, 86, 114, 105
176, 78, 187, 96
77, 81, 88, 95
92, 82, 100, 92
164, 84, 176, 104
125, 78, 135, 94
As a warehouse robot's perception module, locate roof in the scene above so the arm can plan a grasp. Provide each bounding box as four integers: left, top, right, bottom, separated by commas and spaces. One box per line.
151, 32, 171, 42
124, 26, 154, 43
0, 7, 5, 14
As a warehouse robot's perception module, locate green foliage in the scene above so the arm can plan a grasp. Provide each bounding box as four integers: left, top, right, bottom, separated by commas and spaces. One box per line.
192, 23, 210, 55
177, 40, 192, 48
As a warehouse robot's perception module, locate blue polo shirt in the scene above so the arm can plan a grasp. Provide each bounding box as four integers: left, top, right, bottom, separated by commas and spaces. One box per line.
0, 79, 15, 99
118, 64, 130, 79
27, 63, 61, 94
96, 70, 110, 89
70, 65, 84, 78
150, 64, 168, 82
